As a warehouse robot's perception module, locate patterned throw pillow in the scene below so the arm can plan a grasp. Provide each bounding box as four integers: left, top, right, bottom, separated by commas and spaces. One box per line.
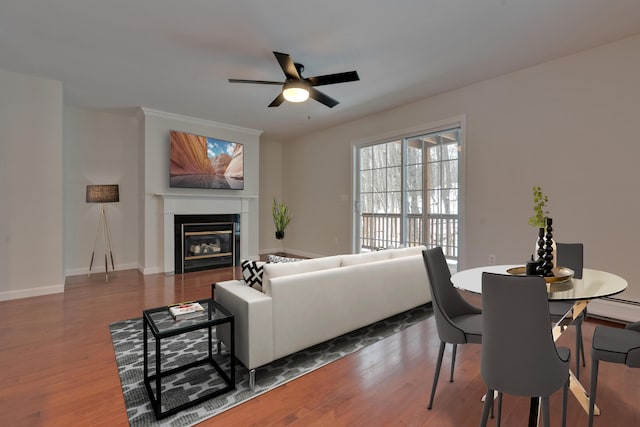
241, 260, 266, 291
267, 254, 303, 263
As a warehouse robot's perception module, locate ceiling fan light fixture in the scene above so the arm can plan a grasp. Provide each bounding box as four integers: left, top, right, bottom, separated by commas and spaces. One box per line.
229, 51, 357, 107
282, 81, 309, 103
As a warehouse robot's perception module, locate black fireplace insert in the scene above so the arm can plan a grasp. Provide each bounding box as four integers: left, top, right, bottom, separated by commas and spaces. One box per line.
174, 214, 240, 273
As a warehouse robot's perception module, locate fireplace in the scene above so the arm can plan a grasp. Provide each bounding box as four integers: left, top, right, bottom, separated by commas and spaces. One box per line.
174, 214, 240, 273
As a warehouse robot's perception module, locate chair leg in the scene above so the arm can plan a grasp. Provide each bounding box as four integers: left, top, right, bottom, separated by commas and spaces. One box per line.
579, 317, 586, 367
589, 358, 599, 427
528, 397, 540, 426
575, 315, 585, 378
450, 344, 457, 382
562, 377, 568, 427
496, 391, 502, 427
575, 322, 581, 379
428, 341, 446, 410
479, 389, 494, 427
541, 396, 550, 427
582, 307, 588, 366
489, 393, 494, 419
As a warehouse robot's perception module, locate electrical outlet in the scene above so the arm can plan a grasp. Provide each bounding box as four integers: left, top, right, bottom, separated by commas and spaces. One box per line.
488, 254, 496, 265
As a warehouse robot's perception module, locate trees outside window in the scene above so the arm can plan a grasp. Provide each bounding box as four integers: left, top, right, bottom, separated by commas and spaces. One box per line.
355, 124, 462, 268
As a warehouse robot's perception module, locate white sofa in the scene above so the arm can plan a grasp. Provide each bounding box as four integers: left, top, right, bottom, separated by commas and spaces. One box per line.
214, 246, 431, 387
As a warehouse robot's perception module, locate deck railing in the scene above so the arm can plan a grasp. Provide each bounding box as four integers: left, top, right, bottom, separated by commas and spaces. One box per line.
360, 213, 458, 261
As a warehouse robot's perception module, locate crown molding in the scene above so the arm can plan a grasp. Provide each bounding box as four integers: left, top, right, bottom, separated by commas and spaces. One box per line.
138, 107, 263, 137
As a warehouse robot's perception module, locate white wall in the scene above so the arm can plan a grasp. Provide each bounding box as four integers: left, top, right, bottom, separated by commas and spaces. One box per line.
63, 107, 139, 276
283, 34, 640, 304
0, 69, 64, 300
259, 137, 284, 253
139, 109, 262, 273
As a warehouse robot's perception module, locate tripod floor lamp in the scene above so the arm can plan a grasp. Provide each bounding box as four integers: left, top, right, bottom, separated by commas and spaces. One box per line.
86, 184, 119, 282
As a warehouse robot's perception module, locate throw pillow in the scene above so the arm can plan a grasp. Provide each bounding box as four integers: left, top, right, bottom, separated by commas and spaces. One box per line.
241, 260, 266, 291
266, 254, 303, 263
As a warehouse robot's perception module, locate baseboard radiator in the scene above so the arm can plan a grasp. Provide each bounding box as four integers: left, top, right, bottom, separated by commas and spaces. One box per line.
587, 297, 640, 324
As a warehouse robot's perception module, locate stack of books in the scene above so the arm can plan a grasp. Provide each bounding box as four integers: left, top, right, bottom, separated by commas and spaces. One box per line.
168, 301, 205, 320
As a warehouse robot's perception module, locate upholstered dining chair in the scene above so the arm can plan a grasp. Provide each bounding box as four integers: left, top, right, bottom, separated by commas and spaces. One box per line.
549, 242, 586, 378
422, 247, 483, 410
479, 272, 570, 427
588, 321, 640, 427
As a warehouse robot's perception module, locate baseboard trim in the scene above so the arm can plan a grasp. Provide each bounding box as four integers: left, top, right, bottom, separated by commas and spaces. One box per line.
587, 298, 640, 323
260, 248, 326, 259
0, 284, 64, 301
139, 265, 163, 275
65, 263, 139, 278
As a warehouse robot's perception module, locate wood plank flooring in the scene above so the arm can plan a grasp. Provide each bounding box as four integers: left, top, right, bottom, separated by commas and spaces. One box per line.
0, 267, 638, 426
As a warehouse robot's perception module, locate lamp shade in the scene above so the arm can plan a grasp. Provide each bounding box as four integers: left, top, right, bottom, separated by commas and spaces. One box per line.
86, 184, 119, 203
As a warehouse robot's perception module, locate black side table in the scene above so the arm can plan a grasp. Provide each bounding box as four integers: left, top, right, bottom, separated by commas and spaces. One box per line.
142, 298, 235, 419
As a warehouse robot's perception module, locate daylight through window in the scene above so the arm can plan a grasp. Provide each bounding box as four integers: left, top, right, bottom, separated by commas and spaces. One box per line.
355, 126, 462, 267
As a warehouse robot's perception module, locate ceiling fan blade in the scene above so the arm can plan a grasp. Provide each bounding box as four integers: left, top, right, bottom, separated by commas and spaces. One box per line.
306, 71, 360, 87
309, 87, 339, 108
268, 93, 285, 107
228, 79, 283, 85
273, 51, 301, 80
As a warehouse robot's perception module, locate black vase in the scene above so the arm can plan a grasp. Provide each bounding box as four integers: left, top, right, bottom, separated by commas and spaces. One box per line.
535, 227, 545, 275
275, 231, 284, 240
541, 217, 554, 277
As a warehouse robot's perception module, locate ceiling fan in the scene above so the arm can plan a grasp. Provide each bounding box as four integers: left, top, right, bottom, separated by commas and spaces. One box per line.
228, 51, 360, 108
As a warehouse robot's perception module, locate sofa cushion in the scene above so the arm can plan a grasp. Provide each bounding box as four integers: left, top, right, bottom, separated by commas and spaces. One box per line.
388, 245, 425, 258
267, 254, 303, 263
262, 255, 342, 295
270, 253, 431, 359
241, 260, 266, 291
340, 250, 391, 266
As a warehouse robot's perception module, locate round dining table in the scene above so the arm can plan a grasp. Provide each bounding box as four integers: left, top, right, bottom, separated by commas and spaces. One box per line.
450, 264, 628, 424
451, 265, 627, 301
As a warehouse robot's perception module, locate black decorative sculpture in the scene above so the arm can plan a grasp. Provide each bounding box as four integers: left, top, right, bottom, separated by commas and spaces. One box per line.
536, 227, 546, 274
541, 217, 554, 277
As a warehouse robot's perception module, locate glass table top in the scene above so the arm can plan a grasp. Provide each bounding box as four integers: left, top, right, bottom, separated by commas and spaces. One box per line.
450, 265, 627, 301
143, 299, 233, 336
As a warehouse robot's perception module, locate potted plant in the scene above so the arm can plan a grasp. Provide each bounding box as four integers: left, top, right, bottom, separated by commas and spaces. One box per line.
272, 197, 292, 240
528, 186, 549, 228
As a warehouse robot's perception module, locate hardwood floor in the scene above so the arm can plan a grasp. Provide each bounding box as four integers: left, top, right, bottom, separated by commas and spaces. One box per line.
1, 267, 638, 426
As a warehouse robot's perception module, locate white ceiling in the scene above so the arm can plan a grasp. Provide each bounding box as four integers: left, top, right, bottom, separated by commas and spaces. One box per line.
2, 0, 640, 140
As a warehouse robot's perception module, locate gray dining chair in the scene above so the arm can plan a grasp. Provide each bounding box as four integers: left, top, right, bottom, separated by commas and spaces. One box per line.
422, 247, 482, 410
549, 242, 586, 378
479, 272, 570, 427
588, 321, 640, 427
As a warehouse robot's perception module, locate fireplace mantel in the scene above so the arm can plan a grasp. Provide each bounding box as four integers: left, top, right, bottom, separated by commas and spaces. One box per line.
156, 193, 258, 201
157, 193, 256, 273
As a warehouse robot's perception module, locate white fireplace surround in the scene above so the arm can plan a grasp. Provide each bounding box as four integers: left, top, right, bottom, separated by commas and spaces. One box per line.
158, 193, 255, 273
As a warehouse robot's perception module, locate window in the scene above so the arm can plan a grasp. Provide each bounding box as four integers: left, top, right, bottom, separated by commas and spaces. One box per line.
354, 121, 463, 268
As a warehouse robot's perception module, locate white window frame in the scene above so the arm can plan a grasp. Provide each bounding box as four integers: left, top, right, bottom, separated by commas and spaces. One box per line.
351, 115, 466, 268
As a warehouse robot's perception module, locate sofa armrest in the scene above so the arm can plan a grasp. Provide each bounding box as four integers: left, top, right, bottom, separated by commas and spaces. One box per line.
215, 280, 274, 370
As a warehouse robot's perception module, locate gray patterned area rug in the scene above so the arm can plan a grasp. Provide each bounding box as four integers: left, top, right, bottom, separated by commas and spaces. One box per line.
110, 303, 432, 426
